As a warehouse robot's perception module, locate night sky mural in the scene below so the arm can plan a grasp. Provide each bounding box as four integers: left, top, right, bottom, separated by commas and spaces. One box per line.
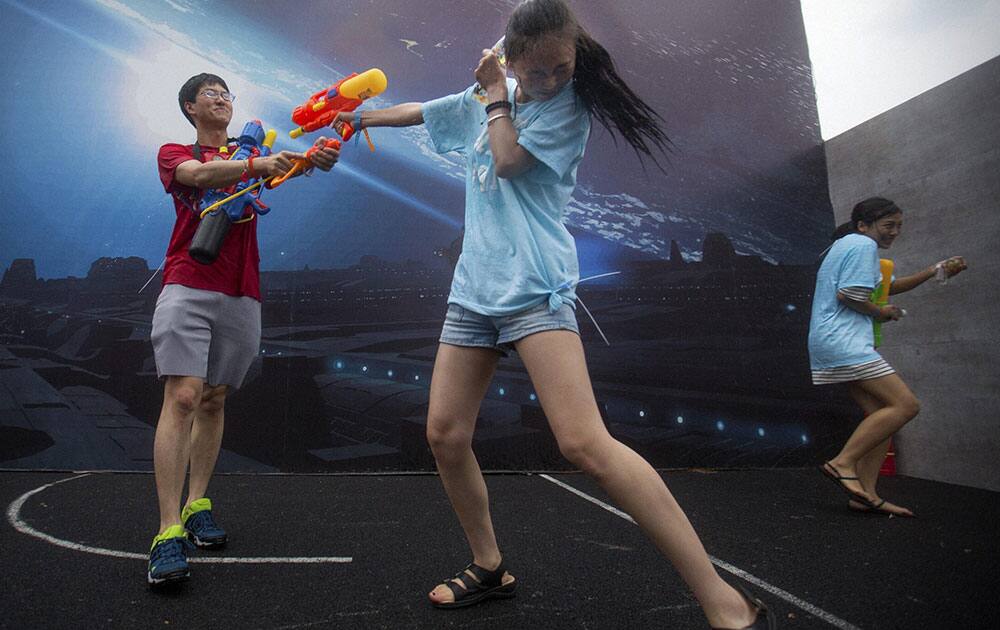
0, 0, 853, 472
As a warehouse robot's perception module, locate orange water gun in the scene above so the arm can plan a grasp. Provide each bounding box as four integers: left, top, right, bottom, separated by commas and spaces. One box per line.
267, 138, 342, 188
289, 68, 387, 151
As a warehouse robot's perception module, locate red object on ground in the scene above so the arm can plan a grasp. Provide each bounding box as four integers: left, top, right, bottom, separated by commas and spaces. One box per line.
880, 438, 897, 476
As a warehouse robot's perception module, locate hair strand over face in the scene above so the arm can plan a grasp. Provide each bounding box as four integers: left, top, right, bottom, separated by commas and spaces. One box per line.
505, 0, 671, 170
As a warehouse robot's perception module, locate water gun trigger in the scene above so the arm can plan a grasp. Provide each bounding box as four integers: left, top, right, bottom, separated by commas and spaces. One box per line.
307, 137, 342, 157
267, 138, 342, 189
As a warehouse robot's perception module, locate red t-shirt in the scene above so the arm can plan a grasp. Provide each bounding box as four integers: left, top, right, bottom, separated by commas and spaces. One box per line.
156, 143, 261, 301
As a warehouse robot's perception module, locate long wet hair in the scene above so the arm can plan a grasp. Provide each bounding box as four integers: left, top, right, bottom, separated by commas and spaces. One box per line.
830, 197, 902, 240
504, 0, 670, 168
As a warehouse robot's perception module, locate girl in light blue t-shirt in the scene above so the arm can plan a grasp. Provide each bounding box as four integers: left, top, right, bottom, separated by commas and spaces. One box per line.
336, 0, 772, 626
811, 197, 966, 517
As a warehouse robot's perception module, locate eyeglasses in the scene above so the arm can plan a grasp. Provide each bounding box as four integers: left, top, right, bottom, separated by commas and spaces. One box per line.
200, 89, 235, 103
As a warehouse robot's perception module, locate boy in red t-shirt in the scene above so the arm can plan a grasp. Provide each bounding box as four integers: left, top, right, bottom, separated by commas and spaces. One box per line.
148, 73, 339, 587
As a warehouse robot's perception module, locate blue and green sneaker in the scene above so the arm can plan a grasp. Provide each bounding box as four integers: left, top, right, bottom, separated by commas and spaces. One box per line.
147, 524, 194, 587
182, 498, 227, 549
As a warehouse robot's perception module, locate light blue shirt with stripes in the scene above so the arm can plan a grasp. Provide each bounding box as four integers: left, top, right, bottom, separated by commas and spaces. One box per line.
808, 233, 883, 370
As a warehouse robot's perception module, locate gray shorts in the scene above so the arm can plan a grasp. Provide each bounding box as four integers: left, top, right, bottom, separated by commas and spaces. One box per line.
439, 301, 579, 357
151, 284, 261, 389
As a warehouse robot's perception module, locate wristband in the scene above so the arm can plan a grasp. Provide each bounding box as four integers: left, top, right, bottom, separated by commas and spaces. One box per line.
485, 100, 512, 114
354, 110, 364, 129
486, 113, 511, 125
247, 156, 256, 178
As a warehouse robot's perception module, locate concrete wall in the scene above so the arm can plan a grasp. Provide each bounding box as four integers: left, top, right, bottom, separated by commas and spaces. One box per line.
825, 56, 1000, 491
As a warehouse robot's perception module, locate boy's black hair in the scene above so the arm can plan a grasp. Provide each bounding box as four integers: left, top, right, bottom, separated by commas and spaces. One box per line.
178, 73, 230, 127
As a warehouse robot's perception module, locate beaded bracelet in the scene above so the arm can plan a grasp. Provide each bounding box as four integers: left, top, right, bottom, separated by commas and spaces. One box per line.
485, 100, 512, 114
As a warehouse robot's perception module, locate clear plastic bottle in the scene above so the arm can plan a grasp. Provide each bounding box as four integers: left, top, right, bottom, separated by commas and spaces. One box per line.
935, 261, 949, 285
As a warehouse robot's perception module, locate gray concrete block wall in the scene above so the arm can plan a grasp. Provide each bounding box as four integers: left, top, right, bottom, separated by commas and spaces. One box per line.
825, 56, 1000, 490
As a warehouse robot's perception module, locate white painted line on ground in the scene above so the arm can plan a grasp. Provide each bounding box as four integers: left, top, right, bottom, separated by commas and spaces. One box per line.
6, 473, 352, 564
539, 473, 862, 630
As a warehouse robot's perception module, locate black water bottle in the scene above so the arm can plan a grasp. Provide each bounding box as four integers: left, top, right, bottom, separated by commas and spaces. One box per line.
189, 211, 231, 264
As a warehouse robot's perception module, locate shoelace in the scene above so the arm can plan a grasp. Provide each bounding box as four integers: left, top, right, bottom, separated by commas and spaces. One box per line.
188, 510, 219, 533
152, 536, 193, 566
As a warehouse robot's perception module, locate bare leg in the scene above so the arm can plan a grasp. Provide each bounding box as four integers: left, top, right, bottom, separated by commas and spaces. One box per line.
845, 383, 914, 516
516, 330, 759, 629
424, 344, 515, 604
828, 374, 919, 502
153, 376, 204, 533
185, 384, 227, 506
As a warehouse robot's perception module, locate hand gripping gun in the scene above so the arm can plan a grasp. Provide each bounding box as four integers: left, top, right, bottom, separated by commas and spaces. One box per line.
189, 120, 275, 264
288, 68, 387, 150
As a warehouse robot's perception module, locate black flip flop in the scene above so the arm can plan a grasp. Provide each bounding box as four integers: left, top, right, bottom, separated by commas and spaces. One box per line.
820, 462, 875, 508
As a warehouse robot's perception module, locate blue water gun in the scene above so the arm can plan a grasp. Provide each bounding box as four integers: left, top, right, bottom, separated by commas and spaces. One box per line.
189, 120, 276, 264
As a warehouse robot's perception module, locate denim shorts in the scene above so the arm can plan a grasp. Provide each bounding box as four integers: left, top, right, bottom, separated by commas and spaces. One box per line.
439, 301, 580, 356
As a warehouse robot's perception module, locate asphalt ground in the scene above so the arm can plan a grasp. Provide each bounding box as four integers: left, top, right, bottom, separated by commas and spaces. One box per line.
2, 469, 997, 629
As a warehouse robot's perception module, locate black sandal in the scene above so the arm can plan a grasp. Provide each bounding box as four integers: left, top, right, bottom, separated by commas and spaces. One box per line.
820, 461, 875, 507
432, 560, 517, 609
711, 584, 776, 630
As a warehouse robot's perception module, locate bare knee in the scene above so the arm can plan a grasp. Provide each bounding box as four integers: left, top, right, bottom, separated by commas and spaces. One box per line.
558, 434, 610, 477
426, 415, 473, 459
198, 386, 228, 417
166, 383, 201, 417
900, 395, 921, 421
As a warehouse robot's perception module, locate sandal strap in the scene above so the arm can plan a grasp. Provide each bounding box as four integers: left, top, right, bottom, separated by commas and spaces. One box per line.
443, 561, 506, 600
443, 576, 472, 600
466, 561, 505, 588
823, 462, 860, 481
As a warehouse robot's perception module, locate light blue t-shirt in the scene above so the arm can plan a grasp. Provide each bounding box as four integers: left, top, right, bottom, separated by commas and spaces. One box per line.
807, 233, 883, 369
421, 78, 591, 316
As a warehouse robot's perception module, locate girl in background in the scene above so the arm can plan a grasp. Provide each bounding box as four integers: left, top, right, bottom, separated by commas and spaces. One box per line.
810, 197, 966, 517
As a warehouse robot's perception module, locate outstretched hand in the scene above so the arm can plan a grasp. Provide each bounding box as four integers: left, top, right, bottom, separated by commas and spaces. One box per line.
937, 256, 967, 279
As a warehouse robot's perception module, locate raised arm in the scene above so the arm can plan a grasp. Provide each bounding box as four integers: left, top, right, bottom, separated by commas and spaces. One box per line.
175, 151, 302, 189
890, 256, 967, 295
342, 103, 425, 129
476, 50, 537, 179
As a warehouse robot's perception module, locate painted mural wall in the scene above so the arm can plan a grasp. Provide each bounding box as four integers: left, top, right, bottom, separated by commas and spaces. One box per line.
0, 0, 852, 471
